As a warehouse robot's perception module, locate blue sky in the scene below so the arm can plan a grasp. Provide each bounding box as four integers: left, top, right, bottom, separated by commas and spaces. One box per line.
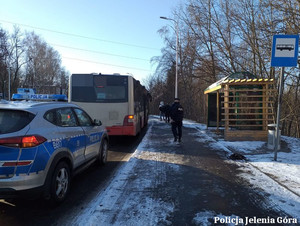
0, 0, 183, 85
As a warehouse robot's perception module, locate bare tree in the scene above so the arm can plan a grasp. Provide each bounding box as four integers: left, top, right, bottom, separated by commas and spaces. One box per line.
23, 31, 62, 93
0, 27, 9, 98
57, 67, 69, 95
0, 25, 71, 101
9, 26, 27, 93
147, 0, 300, 136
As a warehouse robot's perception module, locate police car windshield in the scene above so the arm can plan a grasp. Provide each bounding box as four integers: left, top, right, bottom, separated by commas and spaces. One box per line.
0, 110, 35, 134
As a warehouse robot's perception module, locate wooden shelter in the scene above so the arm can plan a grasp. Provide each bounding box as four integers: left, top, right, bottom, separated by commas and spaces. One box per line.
204, 72, 275, 141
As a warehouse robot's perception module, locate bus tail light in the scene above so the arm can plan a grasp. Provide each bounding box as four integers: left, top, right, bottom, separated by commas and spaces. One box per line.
123, 115, 134, 126
0, 135, 47, 148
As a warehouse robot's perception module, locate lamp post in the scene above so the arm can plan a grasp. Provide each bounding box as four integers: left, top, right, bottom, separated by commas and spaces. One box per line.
8, 63, 11, 101
160, 16, 179, 99
5, 59, 11, 101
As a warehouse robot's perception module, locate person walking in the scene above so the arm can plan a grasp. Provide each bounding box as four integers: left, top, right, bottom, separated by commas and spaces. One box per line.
170, 98, 184, 142
159, 101, 165, 121
164, 103, 171, 123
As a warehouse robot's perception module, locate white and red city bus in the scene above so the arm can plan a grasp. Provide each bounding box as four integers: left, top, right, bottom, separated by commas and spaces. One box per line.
69, 73, 151, 136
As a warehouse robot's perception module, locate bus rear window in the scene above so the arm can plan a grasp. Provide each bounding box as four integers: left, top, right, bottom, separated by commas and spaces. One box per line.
96, 86, 126, 100
94, 76, 128, 102
71, 74, 128, 103
94, 76, 128, 103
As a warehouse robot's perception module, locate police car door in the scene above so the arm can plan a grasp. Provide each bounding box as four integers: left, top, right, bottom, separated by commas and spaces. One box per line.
73, 108, 101, 161
55, 108, 86, 167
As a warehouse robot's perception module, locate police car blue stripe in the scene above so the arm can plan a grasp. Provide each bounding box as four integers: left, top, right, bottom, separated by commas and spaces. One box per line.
0, 147, 20, 177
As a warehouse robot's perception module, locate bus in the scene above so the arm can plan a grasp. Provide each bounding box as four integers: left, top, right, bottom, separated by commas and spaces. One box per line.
69, 73, 151, 136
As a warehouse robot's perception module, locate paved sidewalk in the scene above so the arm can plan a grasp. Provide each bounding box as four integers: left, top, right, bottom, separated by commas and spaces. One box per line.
72, 117, 291, 226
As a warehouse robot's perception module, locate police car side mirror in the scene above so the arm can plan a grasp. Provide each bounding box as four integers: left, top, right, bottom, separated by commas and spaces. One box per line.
93, 119, 102, 126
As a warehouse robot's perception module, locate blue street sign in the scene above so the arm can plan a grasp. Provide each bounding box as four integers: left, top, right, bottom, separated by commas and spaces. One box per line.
271, 34, 299, 67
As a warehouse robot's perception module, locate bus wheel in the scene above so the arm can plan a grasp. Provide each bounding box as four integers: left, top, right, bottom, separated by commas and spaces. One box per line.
98, 139, 108, 165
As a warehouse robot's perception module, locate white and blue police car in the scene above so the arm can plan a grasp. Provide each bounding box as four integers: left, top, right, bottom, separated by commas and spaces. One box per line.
0, 92, 109, 204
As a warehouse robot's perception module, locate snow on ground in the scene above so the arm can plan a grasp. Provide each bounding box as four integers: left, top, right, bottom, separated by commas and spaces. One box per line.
72, 117, 300, 225
72, 118, 175, 226
186, 122, 300, 222
184, 119, 300, 223
221, 136, 300, 220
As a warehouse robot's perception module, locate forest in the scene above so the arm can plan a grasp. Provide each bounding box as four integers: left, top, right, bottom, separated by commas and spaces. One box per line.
0, 26, 69, 98
148, 0, 300, 138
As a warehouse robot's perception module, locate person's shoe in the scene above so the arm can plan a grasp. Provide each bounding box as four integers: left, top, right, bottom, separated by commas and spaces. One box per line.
178, 138, 181, 143
174, 137, 177, 142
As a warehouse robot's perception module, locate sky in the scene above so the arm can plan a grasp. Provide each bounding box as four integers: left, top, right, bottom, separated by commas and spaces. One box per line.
0, 0, 183, 85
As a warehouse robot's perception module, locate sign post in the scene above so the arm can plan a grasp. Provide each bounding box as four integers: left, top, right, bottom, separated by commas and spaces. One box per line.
271, 34, 299, 161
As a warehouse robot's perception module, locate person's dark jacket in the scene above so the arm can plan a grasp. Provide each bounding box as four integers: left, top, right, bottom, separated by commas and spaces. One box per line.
161, 104, 171, 116
170, 102, 184, 122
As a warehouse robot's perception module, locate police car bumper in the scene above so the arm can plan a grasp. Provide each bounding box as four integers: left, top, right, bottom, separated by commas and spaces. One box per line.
0, 172, 46, 198
0, 186, 44, 199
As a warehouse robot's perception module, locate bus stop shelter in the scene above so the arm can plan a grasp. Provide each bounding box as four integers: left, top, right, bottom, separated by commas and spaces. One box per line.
204, 72, 275, 141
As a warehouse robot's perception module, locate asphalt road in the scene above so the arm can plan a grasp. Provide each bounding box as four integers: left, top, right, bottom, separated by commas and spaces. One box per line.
70, 118, 290, 225
0, 129, 147, 226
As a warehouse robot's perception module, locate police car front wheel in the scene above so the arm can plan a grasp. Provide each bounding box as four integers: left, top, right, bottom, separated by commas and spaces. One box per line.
50, 161, 70, 203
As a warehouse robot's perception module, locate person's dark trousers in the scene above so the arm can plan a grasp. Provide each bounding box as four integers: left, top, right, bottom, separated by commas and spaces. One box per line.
165, 115, 170, 123
171, 121, 182, 141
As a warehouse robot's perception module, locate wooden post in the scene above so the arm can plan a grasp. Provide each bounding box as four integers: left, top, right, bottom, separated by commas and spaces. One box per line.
217, 90, 220, 133
263, 84, 267, 131
224, 84, 229, 135
206, 94, 208, 128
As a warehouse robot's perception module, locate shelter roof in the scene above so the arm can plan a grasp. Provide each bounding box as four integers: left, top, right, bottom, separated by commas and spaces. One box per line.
204, 72, 273, 94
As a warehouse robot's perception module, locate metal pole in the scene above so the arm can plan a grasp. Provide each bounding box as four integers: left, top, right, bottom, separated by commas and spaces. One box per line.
160, 16, 178, 99
8, 63, 11, 101
175, 20, 178, 99
274, 67, 284, 161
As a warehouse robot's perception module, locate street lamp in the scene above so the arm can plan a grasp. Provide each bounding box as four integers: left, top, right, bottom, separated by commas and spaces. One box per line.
160, 16, 179, 99
6, 60, 11, 101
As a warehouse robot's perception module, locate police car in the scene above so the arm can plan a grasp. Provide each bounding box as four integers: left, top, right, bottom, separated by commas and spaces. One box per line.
0, 92, 109, 203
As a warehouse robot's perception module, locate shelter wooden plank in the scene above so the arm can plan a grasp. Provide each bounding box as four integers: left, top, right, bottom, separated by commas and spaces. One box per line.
222, 118, 274, 121
221, 112, 274, 116
221, 101, 274, 104
221, 95, 273, 98
225, 107, 273, 110
226, 124, 267, 127
225, 130, 268, 141
226, 89, 276, 92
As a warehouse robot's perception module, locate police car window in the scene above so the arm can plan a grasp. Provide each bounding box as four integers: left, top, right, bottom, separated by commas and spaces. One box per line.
0, 110, 34, 134
44, 110, 56, 124
73, 108, 93, 127
56, 108, 77, 127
